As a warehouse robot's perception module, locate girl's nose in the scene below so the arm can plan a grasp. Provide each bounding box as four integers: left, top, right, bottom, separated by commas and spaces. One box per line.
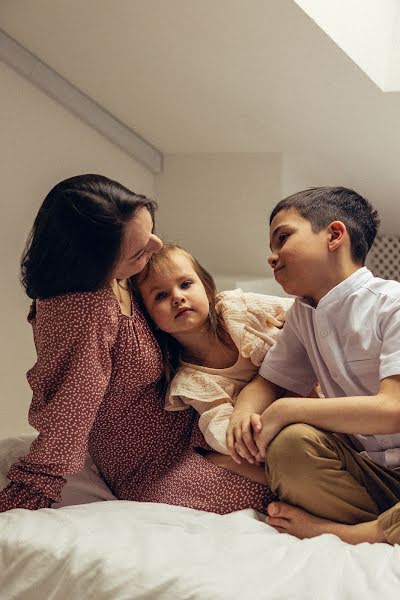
172, 293, 185, 306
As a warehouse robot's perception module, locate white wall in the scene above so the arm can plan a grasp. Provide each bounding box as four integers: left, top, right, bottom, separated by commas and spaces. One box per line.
155, 153, 282, 282
282, 151, 399, 235
0, 62, 155, 437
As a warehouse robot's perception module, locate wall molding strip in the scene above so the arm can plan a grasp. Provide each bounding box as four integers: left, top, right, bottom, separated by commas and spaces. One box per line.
0, 28, 163, 173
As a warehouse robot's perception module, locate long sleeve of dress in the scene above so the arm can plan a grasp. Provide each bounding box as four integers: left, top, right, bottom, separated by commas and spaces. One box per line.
0, 290, 118, 511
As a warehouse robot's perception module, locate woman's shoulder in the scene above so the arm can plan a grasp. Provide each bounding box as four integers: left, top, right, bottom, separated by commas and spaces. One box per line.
33, 287, 119, 332
37, 287, 114, 310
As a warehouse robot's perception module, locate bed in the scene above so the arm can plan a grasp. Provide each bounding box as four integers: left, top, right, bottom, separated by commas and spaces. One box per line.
1, 434, 400, 599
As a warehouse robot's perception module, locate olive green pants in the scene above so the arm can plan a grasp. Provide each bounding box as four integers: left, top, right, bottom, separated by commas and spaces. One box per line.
264, 424, 400, 545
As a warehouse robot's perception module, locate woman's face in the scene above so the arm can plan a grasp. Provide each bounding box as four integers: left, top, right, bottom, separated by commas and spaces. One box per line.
112, 208, 163, 279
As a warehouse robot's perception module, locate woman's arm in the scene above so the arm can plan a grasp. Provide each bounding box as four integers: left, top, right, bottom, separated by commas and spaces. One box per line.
0, 291, 117, 511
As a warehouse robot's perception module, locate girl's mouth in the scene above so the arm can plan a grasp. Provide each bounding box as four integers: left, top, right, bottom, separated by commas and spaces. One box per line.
175, 308, 193, 319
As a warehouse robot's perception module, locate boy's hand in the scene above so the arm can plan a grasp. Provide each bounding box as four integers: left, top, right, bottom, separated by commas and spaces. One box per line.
254, 400, 288, 458
226, 410, 263, 464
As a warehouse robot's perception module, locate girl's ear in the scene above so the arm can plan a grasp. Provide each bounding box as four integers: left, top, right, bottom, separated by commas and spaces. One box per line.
327, 221, 346, 252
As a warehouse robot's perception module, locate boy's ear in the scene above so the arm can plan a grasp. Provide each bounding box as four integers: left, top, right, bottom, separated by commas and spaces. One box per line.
327, 221, 346, 252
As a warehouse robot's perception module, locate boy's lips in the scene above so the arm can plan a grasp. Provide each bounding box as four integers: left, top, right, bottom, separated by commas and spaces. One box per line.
175, 308, 193, 319
274, 266, 285, 278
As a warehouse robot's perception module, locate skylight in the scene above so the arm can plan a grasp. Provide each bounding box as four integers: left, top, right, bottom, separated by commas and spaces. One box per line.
294, 0, 400, 91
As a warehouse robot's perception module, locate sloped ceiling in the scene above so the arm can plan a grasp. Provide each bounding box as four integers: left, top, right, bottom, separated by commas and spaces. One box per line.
1, 0, 400, 214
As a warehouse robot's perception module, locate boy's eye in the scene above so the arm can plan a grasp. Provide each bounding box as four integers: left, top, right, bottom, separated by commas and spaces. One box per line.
181, 280, 192, 289
155, 291, 167, 301
278, 233, 288, 244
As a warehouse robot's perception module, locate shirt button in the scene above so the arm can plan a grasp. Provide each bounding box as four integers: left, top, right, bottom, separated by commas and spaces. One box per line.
320, 329, 329, 337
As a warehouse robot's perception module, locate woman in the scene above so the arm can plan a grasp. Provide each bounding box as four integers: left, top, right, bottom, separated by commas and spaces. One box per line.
0, 174, 273, 513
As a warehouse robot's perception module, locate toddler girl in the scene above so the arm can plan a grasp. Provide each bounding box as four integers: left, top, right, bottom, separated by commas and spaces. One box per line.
136, 243, 293, 456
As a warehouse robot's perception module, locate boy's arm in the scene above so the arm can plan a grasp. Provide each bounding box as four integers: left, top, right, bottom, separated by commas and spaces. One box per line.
254, 374, 400, 456
226, 375, 283, 463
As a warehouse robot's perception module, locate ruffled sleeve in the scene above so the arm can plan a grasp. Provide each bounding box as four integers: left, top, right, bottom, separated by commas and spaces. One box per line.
216, 289, 294, 366
165, 367, 236, 455
165, 366, 236, 411
0, 289, 118, 512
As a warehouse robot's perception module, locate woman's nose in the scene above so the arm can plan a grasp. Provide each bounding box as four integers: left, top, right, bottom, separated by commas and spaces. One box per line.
149, 234, 163, 253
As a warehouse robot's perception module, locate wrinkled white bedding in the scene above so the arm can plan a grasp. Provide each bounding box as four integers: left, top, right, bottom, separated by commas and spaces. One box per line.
1, 435, 400, 600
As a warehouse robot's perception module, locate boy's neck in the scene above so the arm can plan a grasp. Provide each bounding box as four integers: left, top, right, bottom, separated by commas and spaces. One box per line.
310, 261, 362, 306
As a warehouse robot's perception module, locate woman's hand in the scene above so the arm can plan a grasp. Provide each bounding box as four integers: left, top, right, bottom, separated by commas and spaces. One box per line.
226, 410, 263, 464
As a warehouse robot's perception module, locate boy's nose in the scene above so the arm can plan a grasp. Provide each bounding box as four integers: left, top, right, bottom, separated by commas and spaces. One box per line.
268, 252, 278, 269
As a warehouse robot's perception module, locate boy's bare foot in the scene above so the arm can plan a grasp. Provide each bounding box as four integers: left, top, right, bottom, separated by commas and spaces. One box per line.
265, 502, 388, 545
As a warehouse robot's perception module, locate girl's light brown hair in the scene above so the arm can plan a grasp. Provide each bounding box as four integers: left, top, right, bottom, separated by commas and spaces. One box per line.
134, 243, 227, 385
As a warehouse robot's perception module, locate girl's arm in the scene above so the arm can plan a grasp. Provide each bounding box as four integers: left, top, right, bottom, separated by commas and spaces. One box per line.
0, 291, 117, 512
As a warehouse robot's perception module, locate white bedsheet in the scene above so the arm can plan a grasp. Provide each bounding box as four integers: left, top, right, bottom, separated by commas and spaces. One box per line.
1, 437, 400, 599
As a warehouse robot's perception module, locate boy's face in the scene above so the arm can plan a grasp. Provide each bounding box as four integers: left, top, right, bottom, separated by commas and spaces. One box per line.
268, 208, 331, 302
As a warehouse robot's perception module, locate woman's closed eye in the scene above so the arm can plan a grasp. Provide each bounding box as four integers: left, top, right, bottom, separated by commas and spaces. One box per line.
130, 250, 146, 262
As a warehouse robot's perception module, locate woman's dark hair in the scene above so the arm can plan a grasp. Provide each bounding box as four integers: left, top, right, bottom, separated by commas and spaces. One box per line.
21, 174, 157, 299
269, 187, 380, 265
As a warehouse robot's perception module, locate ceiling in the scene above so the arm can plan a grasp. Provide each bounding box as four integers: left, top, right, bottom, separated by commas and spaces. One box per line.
1, 0, 400, 218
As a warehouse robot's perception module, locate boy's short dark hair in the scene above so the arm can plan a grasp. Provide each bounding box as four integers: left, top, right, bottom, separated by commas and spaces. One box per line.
269, 187, 380, 264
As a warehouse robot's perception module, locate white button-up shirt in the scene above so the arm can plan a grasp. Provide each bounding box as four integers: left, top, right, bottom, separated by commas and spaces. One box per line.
259, 267, 400, 469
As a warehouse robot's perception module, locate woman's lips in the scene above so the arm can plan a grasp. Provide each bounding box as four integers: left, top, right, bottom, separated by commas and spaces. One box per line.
274, 266, 285, 279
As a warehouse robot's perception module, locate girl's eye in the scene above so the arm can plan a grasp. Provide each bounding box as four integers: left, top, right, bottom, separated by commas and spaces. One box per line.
181, 280, 192, 289
155, 291, 167, 301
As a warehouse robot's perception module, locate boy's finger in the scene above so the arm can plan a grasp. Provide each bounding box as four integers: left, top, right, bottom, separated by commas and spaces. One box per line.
250, 414, 262, 432
255, 436, 267, 458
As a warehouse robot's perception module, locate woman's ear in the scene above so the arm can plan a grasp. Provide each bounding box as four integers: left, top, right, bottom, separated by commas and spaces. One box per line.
327, 221, 347, 252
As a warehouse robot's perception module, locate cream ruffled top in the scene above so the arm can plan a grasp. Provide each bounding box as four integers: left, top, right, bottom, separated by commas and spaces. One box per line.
165, 289, 294, 454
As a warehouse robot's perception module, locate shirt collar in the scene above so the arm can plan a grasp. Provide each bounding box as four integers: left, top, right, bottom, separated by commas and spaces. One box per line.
298, 267, 373, 310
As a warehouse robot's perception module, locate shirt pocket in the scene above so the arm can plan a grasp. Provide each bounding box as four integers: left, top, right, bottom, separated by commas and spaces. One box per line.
345, 357, 380, 392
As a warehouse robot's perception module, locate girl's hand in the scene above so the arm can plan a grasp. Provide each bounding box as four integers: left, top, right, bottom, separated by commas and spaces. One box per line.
226, 411, 263, 464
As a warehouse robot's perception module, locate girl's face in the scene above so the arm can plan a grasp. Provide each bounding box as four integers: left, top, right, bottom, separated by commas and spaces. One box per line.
139, 252, 210, 336
113, 208, 163, 279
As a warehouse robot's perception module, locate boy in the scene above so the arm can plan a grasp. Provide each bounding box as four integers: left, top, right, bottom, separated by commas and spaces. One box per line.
227, 187, 400, 545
